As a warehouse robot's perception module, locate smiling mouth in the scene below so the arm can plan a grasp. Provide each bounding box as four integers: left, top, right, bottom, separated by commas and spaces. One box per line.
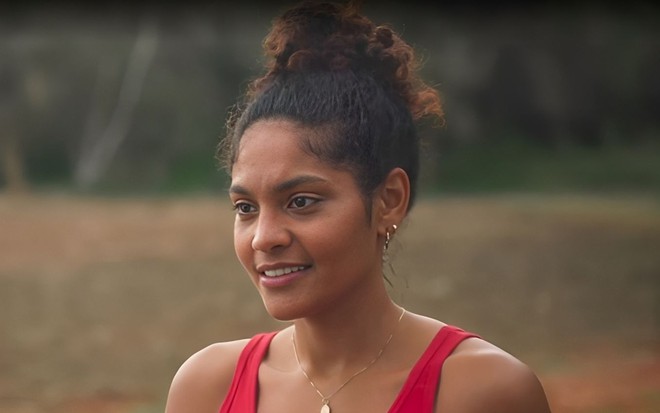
262, 266, 308, 277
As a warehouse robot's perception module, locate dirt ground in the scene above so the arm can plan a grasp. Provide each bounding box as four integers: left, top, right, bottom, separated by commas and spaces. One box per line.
0, 193, 658, 413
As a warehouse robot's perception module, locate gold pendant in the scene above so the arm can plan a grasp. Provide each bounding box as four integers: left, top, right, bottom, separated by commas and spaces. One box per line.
320, 402, 330, 413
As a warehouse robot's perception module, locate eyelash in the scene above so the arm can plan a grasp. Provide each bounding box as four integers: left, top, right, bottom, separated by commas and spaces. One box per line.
232, 202, 256, 215
232, 196, 319, 215
288, 196, 318, 209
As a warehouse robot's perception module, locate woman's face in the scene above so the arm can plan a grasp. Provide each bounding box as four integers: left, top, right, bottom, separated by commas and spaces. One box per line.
229, 119, 384, 320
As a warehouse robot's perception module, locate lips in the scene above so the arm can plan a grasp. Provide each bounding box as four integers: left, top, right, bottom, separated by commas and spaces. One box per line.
263, 266, 308, 277
256, 264, 311, 288
256, 262, 311, 276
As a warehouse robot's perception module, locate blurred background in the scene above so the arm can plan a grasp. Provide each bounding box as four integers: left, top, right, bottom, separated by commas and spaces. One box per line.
1, 1, 659, 412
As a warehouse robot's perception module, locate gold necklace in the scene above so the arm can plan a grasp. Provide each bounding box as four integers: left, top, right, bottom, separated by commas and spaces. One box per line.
291, 307, 406, 413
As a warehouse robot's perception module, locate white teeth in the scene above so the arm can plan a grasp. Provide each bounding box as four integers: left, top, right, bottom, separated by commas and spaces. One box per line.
263, 266, 306, 277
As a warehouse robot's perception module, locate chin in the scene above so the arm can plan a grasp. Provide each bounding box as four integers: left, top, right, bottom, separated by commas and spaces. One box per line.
259, 294, 318, 322
260, 297, 300, 322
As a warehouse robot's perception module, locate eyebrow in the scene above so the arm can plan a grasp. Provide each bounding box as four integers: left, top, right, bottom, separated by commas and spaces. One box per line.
228, 175, 328, 196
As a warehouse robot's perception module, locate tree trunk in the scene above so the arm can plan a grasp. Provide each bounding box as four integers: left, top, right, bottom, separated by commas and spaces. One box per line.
74, 16, 159, 189
1, 134, 29, 194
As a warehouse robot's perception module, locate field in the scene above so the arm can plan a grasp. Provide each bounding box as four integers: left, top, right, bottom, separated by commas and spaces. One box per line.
0, 193, 658, 413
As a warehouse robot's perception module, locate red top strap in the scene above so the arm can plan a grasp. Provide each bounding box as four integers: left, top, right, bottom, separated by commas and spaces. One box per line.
219, 332, 277, 413
219, 326, 477, 413
387, 325, 477, 412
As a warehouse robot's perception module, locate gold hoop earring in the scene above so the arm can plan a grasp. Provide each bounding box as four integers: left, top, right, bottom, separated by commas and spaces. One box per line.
384, 224, 398, 252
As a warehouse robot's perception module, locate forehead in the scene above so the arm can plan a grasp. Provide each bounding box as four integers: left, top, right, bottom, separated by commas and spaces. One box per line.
234, 119, 310, 169
231, 119, 341, 187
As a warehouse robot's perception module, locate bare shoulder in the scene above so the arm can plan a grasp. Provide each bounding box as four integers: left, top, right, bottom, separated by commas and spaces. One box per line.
165, 339, 250, 413
436, 337, 551, 413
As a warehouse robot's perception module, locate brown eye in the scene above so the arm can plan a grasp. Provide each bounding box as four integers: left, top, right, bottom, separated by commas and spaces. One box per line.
234, 202, 256, 214
288, 196, 317, 209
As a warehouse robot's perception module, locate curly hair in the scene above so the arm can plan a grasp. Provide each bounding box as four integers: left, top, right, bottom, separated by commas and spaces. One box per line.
220, 0, 444, 211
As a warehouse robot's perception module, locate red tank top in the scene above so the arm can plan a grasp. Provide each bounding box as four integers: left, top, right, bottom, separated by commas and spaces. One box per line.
219, 325, 477, 413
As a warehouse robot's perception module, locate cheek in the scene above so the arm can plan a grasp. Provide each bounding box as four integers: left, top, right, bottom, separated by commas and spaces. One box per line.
307, 212, 375, 263
233, 222, 252, 269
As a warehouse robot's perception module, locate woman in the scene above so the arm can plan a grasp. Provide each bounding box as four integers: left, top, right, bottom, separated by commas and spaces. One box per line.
165, 2, 551, 412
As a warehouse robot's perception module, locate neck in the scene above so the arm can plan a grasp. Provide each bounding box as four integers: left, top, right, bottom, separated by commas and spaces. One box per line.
291, 293, 404, 377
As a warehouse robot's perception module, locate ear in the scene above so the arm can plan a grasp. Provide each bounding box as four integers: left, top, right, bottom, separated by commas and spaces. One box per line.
374, 168, 410, 236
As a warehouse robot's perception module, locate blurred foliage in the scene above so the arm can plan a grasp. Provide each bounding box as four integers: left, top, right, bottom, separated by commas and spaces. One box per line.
1, 2, 659, 194
422, 139, 660, 194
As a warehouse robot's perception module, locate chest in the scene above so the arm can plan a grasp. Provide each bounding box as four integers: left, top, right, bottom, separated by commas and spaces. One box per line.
256, 363, 412, 413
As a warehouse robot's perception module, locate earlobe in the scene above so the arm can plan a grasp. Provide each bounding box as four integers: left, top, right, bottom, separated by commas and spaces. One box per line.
377, 168, 410, 234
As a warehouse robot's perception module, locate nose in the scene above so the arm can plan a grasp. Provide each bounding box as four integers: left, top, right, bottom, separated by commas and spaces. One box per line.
251, 211, 291, 252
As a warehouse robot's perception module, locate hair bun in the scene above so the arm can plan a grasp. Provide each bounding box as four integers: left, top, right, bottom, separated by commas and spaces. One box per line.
374, 26, 394, 49
264, 1, 370, 73
252, 1, 443, 122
